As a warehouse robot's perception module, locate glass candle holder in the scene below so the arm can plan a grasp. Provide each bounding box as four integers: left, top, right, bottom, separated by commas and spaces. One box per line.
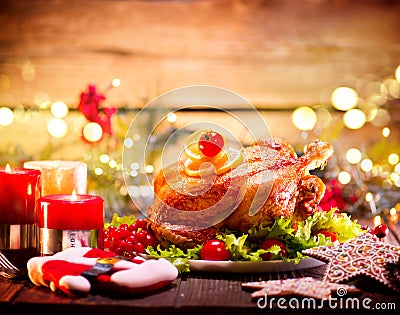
37, 193, 104, 256
24, 160, 87, 196
0, 165, 41, 269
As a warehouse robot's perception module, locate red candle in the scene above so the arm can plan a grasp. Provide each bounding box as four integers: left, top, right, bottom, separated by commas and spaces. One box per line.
0, 164, 41, 269
0, 164, 41, 225
37, 192, 104, 255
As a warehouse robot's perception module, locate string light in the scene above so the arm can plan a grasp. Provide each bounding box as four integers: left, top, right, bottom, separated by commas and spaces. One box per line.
331, 87, 358, 111
291, 106, 317, 130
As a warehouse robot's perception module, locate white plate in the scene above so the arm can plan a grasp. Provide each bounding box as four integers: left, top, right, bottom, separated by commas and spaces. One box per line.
187, 257, 325, 273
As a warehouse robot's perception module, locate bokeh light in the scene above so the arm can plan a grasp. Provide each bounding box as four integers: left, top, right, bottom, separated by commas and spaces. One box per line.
83, 122, 103, 142
167, 112, 177, 123
382, 127, 390, 138
331, 87, 358, 111
388, 153, 399, 165
395, 65, 400, 83
95, 167, 103, 175
0, 107, 14, 126
47, 118, 68, 138
99, 154, 110, 164
338, 171, 351, 184
291, 106, 317, 131
343, 109, 366, 129
109, 160, 117, 168
360, 159, 373, 172
112, 78, 121, 87
371, 108, 391, 127
51, 101, 69, 118
124, 138, 133, 148
145, 165, 154, 174
346, 148, 362, 164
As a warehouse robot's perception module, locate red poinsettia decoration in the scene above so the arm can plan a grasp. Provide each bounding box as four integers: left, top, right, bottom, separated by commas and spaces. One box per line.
318, 178, 347, 211
78, 84, 117, 140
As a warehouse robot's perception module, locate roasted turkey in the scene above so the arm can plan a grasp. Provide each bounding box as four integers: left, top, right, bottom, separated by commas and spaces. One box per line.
147, 137, 333, 249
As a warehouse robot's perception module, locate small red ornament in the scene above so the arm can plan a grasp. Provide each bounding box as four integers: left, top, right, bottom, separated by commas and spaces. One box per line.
374, 224, 389, 239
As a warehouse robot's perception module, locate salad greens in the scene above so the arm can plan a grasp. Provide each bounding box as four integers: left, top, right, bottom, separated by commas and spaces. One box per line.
106, 208, 363, 273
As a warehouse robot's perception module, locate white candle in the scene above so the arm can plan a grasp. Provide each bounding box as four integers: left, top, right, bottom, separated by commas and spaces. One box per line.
24, 160, 87, 196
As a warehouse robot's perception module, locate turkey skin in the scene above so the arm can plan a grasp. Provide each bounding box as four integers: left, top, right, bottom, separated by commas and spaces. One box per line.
147, 137, 333, 249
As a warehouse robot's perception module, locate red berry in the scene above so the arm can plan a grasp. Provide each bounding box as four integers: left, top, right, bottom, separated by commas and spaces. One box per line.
316, 230, 337, 242
198, 131, 224, 157
259, 239, 287, 261
361, 225, 375, 235
374, 224, 388, 239
135, 219, 147, 229
200, 239, 231, 261
132, 242, 145, 254
135, 229, 157, 248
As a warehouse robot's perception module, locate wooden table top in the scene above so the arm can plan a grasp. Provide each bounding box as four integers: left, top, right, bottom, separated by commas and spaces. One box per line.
1, 219, 399, 315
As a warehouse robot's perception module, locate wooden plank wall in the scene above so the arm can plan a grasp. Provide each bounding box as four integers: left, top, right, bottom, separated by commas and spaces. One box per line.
0, 0, 399, 109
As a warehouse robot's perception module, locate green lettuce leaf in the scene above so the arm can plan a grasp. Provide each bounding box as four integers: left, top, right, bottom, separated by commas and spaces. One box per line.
104, 213, 137, 229
109, 207, 363, 272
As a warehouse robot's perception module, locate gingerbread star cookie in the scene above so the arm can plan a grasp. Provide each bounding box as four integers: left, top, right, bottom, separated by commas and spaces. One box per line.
302, 232, 400, 292
242, 277, 360, 300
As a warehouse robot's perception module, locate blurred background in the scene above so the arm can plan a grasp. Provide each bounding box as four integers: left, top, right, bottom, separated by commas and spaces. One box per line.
0, 0, 399, 223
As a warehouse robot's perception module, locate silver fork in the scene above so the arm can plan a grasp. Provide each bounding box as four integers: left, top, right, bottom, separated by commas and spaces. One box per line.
0, 250, 27, 279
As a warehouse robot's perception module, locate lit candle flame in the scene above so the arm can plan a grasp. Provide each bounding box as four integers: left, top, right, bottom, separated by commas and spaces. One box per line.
71, 189, 77, 201
5, 163, 11, 173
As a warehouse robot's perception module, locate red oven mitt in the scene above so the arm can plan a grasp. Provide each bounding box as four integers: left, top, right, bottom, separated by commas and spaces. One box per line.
27, 247, 178, 296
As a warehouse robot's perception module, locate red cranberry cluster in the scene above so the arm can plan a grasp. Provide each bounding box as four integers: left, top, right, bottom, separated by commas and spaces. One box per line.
103, 219, 158, 258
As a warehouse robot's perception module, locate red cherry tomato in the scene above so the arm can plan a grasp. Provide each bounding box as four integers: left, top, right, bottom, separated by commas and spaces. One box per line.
374, 224, 388, 239
198, 131, 224, 157
259, 239, 287, 261
200, 239, 231, 261
316, 230, 337, 242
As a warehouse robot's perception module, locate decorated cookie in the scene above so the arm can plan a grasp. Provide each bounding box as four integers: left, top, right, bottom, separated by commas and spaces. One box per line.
243, 277, 360, 300
302, 232, 400, 292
